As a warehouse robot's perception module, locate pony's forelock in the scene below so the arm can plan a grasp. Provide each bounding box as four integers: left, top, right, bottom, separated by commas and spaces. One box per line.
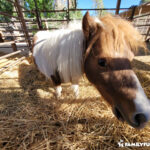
100, 15, 146, 56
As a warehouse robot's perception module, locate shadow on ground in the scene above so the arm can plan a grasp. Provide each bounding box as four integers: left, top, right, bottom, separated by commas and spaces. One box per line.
0, 60, 150, 150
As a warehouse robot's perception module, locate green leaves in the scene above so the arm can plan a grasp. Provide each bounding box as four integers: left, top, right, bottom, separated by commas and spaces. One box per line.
0, 0, 82, 29
24, 0, 55, 18
0, 0, 13, 22
92, 0, 108, 16
140, 0, 150, 4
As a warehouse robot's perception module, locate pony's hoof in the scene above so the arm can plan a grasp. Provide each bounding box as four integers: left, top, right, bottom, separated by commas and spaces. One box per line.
75, 93, 79, 99
55, 86, 62, 99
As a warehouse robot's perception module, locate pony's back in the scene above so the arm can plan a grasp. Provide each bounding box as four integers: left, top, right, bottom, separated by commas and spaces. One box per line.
33, 22, 84, 84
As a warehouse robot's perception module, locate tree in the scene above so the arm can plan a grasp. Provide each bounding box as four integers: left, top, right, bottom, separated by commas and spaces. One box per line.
24, 0, 55, 18
24, 0, 82, 19
0, 0, 13, 22
140, 0, 150, 5
55, 0, 82, 20
70, 11, 83, 20
24, 0, 82, 30
92, 0, 107, 16
69, 0, 83, 20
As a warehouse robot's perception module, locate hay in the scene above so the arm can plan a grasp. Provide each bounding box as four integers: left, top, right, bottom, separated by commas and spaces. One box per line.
0, 55, 150, 150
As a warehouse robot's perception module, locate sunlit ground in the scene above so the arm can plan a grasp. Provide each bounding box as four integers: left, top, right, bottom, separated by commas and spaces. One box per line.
0, 54, 150, 150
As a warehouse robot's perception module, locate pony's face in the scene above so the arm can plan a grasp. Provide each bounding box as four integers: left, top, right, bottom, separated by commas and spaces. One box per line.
83, 12, 150, 129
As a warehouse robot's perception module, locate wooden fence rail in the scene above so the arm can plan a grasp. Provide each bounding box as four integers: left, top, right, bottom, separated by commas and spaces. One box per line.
0, 0, 150, 74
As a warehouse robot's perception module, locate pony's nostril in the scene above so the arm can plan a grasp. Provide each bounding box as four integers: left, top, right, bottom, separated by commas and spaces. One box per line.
134, 113, 147, 126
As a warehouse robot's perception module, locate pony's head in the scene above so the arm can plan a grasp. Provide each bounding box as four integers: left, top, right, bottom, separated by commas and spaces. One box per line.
83, 12, 150, 129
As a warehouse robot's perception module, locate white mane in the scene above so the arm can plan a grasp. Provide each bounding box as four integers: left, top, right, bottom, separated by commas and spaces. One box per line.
33, 21, 84, 83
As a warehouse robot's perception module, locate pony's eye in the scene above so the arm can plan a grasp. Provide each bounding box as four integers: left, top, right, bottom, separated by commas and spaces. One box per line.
98, 58, 107, 67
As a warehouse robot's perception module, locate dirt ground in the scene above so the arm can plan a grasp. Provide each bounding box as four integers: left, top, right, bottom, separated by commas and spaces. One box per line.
1, 54, 150, 150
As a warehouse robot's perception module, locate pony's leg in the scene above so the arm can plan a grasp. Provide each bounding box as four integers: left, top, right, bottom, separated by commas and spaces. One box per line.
56, 86, 62, 98
51, 71, 62, 98
71, 84, 79, 98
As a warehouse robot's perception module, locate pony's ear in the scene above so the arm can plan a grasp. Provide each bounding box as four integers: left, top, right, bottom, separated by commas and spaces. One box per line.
82, 12, 103, 40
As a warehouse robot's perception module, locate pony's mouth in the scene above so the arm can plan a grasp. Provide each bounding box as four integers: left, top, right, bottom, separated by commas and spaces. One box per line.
112, 107, 147, 129
113, 107, 125, 122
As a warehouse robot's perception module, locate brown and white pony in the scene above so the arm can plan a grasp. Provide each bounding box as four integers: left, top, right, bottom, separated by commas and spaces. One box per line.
32, 12, 150, 129
0, 32, 4, 43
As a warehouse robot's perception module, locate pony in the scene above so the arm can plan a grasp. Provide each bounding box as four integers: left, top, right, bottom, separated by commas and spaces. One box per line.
0, 31, 4, 43
32, 12, 150, 129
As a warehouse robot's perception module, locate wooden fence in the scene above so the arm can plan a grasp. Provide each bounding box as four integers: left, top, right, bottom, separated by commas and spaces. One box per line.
0, 0, 150, 74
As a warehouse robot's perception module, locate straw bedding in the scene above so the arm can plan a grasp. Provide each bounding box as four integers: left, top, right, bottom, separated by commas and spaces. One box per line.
0, 54, 150, 150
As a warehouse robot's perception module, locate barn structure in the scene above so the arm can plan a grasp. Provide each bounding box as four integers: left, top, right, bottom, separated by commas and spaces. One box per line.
0, 0, 150, 149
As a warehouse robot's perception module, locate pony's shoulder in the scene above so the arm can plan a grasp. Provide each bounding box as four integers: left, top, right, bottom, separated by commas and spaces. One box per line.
33, 31, 54, 43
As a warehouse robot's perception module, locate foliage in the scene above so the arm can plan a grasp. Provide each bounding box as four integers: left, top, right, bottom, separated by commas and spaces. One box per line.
0, 0, 82, 30
92, 0, 108, 16
0, 0, 13, 22
68, 0, 83, 19
24, 0, 55, 18
70, 11, 83, 20
24, 0, 82, 20
139, 0, 150, 5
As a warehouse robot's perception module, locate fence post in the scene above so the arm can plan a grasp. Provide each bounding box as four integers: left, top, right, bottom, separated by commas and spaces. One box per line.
14, 0, 32, 51
145, 26, 150, 41
33, 0, 43, 30
75, 0, 77, 9
129, 6, 137, 21
115, 0, 121, 15
67, 0, 70, 24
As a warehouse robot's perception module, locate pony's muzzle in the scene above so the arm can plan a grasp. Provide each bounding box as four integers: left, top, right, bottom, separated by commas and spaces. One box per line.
129, 111, 149, 129
113, 106, 150, 129
134, 113, 148, 128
